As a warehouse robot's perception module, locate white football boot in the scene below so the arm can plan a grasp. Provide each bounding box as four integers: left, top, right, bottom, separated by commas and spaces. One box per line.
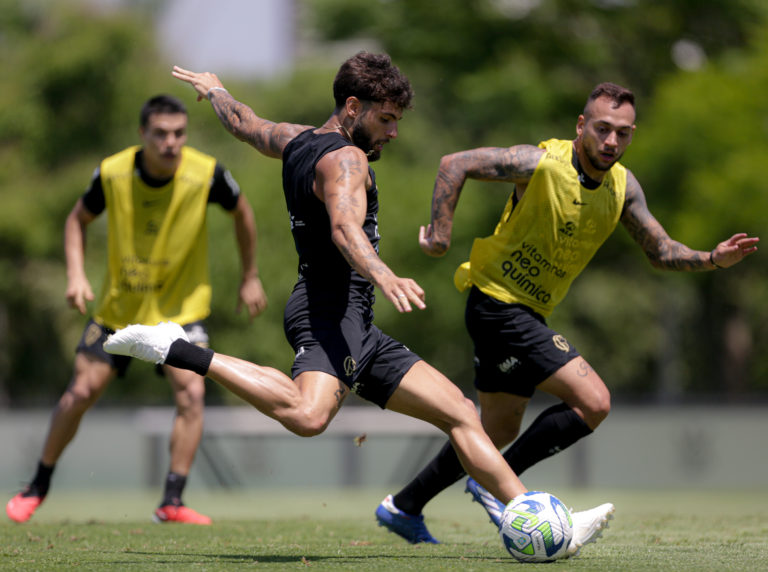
103, 321, 188, 364
564, 502, 615, 558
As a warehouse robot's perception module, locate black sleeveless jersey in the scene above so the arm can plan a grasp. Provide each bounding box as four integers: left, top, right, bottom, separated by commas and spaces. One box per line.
282, 129, 380, 308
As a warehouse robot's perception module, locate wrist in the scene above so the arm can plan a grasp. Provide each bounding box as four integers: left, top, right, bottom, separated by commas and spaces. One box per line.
710, 250, 723, 269
207, 86, 228, 100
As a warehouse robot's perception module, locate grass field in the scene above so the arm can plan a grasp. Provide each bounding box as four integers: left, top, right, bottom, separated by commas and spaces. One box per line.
1, 487, 767, 570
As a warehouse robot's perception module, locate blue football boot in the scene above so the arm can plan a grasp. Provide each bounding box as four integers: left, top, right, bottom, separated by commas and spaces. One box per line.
375, 494, 440, 544
465, 477, 506, 528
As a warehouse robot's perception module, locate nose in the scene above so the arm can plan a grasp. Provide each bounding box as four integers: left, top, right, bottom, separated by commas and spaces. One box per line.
387, 121, 398, 139
604, 130, 618, 147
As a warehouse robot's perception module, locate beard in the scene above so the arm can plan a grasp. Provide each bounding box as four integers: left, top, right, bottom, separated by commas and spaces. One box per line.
584, 144, 622, 172
351, 122, 382, 162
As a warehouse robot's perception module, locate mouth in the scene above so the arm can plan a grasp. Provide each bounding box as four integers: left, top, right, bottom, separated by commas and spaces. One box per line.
599, 151, 615, 162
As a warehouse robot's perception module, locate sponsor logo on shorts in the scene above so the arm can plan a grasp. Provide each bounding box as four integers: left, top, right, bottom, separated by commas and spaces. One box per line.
295, 346, 305, 359
552, 334, 570, 352
343, 356, 357, 378
84, 323, 103, 347
498, 355, 521, 373
350, 381, 362, 395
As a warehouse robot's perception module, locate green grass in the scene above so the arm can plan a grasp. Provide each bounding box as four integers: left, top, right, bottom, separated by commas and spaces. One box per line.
1, 488, 767, 570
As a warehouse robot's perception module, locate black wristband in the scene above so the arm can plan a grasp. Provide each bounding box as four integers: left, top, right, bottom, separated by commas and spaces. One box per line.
710, 250, 723, 269
164, 339, 214, 376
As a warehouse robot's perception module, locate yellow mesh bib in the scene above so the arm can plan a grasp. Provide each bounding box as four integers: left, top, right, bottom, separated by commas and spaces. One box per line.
455, 139, 626, 317
94, 146, 216, 329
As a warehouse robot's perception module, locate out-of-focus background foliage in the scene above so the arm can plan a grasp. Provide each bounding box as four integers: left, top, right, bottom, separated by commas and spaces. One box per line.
0, 0, 765, 408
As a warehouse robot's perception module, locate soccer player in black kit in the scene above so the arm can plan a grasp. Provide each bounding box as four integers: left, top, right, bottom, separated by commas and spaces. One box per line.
105, 53, 611, 555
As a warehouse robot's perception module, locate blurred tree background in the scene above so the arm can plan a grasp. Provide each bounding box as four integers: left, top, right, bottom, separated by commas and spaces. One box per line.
0, 0, 765, 408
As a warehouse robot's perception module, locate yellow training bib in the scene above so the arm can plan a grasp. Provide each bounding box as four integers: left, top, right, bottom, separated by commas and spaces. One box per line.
456, 138, 626, 317
94, 146, 216, 329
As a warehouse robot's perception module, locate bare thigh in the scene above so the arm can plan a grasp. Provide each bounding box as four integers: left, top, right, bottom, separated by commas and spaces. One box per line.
384, 361, 475, 432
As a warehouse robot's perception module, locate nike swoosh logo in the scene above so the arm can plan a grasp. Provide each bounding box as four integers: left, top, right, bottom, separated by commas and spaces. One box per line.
573, 199, 588, 206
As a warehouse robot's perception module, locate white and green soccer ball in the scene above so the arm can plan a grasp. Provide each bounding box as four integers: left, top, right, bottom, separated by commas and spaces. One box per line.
499, 491, 573, 562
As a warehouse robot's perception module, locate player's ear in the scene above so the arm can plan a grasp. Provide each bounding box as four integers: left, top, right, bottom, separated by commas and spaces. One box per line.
345, 97, 362, 119
576, 114, 585, 137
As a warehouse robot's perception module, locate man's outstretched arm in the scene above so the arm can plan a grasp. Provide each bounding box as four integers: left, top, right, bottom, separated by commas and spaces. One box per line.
172, 66, 311, 158
621, 170, 759, 270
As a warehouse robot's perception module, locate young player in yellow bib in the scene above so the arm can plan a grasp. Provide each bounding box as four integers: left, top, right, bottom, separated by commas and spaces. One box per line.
6, 95, 268, 525
376, 82, 759, 552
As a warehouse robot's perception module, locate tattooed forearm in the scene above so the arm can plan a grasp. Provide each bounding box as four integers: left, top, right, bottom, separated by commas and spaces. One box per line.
208, 91, 304, 158
333, 228, 390, 283
428, 167, 465, 251
621, 174, 711, 271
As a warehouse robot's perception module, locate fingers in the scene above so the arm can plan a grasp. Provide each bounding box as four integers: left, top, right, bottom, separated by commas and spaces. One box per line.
67, 294, 86, 315
248, 298, 268, 318
391, 281, 426, 313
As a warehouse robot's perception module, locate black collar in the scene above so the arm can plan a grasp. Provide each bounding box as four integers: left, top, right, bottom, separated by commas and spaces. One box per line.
571, 150, 602, 190
135, 149, 174, 188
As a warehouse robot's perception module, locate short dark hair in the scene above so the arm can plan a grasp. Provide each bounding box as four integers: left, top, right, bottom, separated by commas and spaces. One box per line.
140, 94, 187, 127
333, 52, 414, 110
584, 82, 635, 115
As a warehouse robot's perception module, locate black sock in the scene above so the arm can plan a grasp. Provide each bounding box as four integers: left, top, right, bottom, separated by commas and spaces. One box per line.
161, 472, 187, 507
393, 441, 466, 516
27, 461, 55, 497
164, 340, 214, 376
502, 403, 592, 475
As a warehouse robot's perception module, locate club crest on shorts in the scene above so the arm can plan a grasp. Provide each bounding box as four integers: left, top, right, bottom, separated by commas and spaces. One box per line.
85, 323, 103, 347
343, 356, 357, 377
552, 334, 570, 353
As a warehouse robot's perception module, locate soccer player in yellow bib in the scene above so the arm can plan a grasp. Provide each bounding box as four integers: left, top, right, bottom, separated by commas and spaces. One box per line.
377, 82, 759, 553
6, 95, 267, 525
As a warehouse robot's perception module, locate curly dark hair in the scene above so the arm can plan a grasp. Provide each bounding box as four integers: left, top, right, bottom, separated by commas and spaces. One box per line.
333, 52, 414, 110
140, 94, 187, 127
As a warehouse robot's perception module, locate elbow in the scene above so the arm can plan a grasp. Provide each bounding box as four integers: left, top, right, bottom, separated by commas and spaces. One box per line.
647, 252, 673, 270
330, 226, 353, 256
430, 240, 450, 257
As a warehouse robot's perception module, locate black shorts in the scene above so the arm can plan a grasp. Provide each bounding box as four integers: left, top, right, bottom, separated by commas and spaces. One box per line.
76, 319, 210, 377
284, 295, 420, 409
465, 287, 580, 397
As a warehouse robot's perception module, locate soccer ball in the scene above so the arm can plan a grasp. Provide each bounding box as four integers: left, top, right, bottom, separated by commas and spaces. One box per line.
499, 491, 573, 562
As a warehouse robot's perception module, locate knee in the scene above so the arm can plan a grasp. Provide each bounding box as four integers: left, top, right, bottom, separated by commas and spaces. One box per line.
482, 420, 520, 449
174, 377, 206, 414
286, 407, 332, 438
583, 392, 611, 429
63, 384, 100, 412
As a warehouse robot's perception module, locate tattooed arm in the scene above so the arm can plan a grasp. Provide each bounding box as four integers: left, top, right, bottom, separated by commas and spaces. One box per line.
419, 144, 544, 256
317, 146, 426, 313
172, 66, 310, 158
621, 170, 759, 270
